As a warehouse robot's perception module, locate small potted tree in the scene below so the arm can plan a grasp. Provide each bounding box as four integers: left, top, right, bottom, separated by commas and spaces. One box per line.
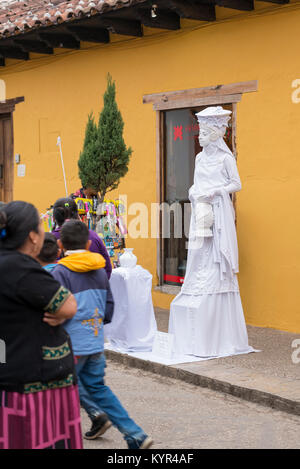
78, 74, 132, 203
78, 74, 132, 257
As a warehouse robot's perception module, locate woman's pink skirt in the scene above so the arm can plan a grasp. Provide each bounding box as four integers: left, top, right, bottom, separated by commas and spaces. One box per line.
0, 385, 83, 449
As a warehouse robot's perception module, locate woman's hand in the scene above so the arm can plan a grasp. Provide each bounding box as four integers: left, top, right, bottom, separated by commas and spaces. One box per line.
55, 293, 77, 320
43, 293, 77, 327
43, 312, 66, 327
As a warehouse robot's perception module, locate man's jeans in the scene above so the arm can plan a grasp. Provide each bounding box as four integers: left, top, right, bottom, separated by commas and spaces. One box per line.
75, 352, 147, 445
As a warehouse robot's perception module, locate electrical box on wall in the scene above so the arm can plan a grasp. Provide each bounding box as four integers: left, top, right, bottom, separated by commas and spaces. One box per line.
17, 164, 26, 178
15, 154, 20, 164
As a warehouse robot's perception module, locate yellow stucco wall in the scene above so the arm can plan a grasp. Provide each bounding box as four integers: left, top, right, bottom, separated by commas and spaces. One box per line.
1, 2, 300, 332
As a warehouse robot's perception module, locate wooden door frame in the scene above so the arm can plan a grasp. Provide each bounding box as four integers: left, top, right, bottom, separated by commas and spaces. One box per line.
0, 96, 24, 202
144, 81, 258, 287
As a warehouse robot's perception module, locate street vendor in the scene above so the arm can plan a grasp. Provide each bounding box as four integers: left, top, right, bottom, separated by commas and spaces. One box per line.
70, 186, 98, 200
52, 197, 112, 279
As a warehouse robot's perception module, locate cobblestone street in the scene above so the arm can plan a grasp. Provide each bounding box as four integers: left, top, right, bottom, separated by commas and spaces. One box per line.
82, 360, 300, 449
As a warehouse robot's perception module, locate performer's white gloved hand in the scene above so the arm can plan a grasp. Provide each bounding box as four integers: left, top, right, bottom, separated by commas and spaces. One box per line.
206, 188, 223, 199
213, 188, 223, 196
205, 190, 215, 200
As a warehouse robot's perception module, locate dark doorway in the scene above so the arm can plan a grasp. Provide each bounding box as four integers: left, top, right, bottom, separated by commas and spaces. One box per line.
0, 97, 24, 202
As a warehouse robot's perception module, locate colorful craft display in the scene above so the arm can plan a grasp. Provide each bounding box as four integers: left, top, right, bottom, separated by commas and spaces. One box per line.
75, 197, 97, 231
75, 197, 127, 264
41, 208, 54, 233
41, 198, 127, 266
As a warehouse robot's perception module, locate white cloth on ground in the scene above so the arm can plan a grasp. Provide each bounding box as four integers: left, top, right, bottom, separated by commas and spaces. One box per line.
105, 265, 157, 352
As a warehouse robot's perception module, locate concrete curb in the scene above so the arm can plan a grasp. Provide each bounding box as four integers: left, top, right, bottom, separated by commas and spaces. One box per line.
105, 349, 300, 417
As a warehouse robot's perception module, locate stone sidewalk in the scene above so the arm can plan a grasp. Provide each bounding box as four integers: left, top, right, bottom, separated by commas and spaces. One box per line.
105, 308, 300, 417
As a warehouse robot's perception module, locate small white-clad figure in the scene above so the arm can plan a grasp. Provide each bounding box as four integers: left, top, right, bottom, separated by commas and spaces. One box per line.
169, 106, 254, 358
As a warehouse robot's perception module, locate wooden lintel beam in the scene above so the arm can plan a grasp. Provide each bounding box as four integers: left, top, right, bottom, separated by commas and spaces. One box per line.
38, 32, 80, 49
0, 98, 24, 112
256, 0, 289, 3
153, 93, 242, 110
6, 96, 24, 105
209, 0, 254, 11
99, 18, 143, 37
0, 47, 29, 60
0, 97, 24, 111
14, 39, 53, 55
162, 0, 216, 21
137, 8, 180, 30
143, 80, 258, 104
66, 26, 110, 43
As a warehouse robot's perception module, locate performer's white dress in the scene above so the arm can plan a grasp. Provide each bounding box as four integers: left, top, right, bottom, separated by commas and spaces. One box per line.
169, 149, 254, 358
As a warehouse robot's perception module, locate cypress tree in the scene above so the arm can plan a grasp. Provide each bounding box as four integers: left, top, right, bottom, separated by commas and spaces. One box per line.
78, 74, 132, 202
78, 113, 98, 190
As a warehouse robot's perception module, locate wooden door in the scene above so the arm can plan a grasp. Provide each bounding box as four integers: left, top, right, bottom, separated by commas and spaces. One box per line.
0, 113, 14, 203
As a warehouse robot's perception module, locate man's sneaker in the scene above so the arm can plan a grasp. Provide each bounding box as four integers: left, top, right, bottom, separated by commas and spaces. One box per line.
127, 435, 153, 449
84, 414, 112, 440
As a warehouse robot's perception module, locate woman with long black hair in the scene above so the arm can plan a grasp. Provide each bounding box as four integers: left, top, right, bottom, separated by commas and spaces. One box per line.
0, 201, 83, 449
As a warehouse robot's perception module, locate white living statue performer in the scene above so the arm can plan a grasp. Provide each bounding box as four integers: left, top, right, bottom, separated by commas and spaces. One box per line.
169, 106, 254, 358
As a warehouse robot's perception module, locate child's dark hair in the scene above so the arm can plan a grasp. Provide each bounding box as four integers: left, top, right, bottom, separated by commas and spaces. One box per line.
60, 220, 89, 251
53, 198, 78, 227
38, 233, 59, 264
0, 201, 40, 250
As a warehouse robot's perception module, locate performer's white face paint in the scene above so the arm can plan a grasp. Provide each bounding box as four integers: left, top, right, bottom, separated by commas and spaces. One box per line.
198, 127, 211, 147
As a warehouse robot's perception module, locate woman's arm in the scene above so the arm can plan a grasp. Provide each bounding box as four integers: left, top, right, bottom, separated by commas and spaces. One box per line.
43, 293, 77, 326
17, 265, 78, 327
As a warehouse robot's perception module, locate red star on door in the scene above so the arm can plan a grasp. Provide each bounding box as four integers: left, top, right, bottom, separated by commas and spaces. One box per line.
173, 125, 183, 141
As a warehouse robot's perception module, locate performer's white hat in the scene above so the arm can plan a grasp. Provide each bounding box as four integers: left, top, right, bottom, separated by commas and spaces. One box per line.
196, 106, 231, 130
196, 106, 233, 153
